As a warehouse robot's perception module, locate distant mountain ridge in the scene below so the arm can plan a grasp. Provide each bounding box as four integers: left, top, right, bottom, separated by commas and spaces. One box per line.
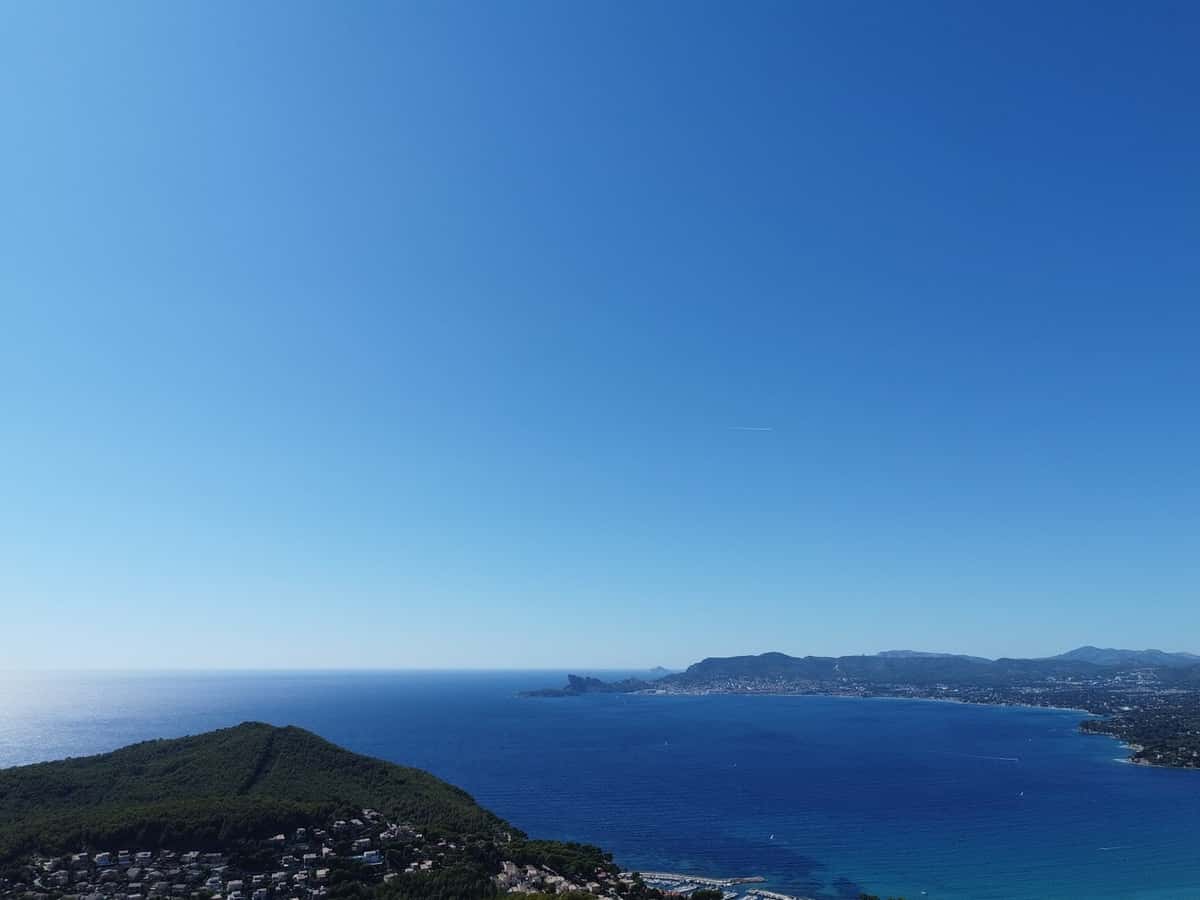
876, 649, 992, 663
527, 646, 1200, 697
659, 651, 1123, 687
1046, 645, 1200, 668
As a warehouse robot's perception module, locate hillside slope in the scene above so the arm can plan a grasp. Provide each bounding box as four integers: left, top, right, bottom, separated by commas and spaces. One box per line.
0, 722, 508, 860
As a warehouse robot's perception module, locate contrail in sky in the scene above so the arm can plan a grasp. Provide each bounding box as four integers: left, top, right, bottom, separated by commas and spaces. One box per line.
730, 426, 774, 431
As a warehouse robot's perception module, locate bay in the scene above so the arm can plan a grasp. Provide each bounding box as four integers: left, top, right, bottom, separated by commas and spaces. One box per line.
2, 670, 1198, 899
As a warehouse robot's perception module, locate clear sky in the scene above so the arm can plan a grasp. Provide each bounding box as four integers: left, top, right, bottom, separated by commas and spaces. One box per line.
2, 2, 1197, 669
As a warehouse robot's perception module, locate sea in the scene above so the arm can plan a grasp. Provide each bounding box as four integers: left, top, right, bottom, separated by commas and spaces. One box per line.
3, 670, 1200, 900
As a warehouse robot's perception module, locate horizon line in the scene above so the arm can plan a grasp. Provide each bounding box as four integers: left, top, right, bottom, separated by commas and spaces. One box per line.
5, 645, 1197, 676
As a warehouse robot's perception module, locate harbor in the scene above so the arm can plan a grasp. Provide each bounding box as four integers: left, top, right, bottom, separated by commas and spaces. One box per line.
633, 871, 813, 900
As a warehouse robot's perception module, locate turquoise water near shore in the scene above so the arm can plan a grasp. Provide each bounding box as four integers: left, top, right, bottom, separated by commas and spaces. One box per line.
3, 670, 1199, 899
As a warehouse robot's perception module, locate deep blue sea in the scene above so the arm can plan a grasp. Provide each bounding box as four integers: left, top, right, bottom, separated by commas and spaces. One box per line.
3, 671, 1200, 900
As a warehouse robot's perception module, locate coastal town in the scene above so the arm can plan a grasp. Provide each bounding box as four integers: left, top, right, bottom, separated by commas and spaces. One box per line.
2, 809, 432, 900
0, 808, 619, 900
0, 810, 826, 900
0, 810, 822, 900
527, 650, 1200, 770
637, 872, 816, 900
642, 673, 1200, 769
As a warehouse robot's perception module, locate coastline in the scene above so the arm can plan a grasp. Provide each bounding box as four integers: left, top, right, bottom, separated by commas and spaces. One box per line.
621, 688, 1137, 761
12, 671, 1200, 900
1116, 742, 1194, 771
633, 872, 810, 900
631, 686, 1098, 718
526, 649, 1200, 775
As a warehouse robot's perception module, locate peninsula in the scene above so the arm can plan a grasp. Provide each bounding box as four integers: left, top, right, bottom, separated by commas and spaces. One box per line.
0, 723, 681, 900
524, 647, 1200, 769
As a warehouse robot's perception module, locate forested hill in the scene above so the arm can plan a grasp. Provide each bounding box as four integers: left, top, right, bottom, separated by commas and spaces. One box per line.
0, 724, 684, 898
0, 722, 507, 860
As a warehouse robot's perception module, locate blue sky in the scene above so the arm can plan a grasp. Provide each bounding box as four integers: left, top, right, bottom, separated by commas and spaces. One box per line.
2, 2, 1197, 669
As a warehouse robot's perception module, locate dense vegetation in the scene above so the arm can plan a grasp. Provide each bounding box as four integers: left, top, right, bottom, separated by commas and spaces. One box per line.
0, 722, 508, 861
0, 725, 670, 900
506, 840, 615, 880
346, 838, 624, 900
1081, 702, 1200, 768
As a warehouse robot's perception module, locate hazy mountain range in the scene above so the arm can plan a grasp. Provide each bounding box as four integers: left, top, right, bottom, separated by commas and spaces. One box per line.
878, 646, 1200, 668
876, 649, 992, 663
1041, 645, 1200, 668
526, 646, 1200, 697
